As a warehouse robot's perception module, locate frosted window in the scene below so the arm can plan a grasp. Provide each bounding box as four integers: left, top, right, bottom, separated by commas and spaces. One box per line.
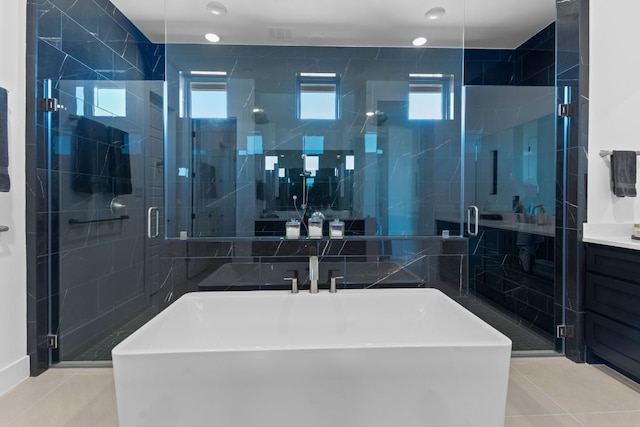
304, 155, 319, 172
93, 88, 126, 117
409, 84, 443, 120
298, 73, 338, 120
191, 82, 227, 118
265, 156, 278, 171
346, 155, 355, 171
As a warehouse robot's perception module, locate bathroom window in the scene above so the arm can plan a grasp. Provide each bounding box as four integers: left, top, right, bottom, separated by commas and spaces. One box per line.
93, 87, 127, 117
190, 80, 228, 119
408, 74, 454, 120
303, 136, 325, 154
298, 73, 339, 120
246, 134, 263, 155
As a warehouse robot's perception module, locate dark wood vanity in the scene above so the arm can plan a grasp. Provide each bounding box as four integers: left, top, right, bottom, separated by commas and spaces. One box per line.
585, 244, 640, 380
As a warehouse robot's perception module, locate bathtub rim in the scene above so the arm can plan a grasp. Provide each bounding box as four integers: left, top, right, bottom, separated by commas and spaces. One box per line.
112, 288, 512, 356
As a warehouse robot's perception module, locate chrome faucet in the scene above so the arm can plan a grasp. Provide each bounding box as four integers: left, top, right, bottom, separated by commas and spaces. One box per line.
284, 270, 299, 294
309, 255, 319, 293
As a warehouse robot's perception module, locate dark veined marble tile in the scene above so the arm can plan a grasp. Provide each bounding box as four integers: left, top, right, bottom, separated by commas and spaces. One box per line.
38, 1, 62, 47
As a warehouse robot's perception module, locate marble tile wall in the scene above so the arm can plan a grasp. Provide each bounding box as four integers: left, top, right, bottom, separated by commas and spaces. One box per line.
555, 0, 589, 362
464, 23, 555, 86
26, 0, 163, 373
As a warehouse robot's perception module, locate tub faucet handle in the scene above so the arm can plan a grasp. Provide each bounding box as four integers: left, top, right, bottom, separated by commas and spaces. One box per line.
329, 276, 343, 293
284, 270, 299, 294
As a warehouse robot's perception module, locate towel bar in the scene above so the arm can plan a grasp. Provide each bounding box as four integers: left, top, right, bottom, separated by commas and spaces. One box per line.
69, 215, 129, 225
599, 150, 640, 157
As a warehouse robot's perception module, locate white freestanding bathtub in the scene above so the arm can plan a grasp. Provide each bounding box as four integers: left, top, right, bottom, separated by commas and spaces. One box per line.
112, 289, 512, 427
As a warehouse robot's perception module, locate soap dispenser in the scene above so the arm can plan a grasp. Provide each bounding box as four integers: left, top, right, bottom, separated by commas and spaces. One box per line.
285, 218, 301, 239
308, 212, 324, 239
329, 218, 345, 239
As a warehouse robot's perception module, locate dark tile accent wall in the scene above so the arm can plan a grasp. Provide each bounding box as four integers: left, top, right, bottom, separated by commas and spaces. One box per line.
26, 0, 163, 374
555, 0, 589, 362
155, 238, 466, 305
465, 23, 556, 86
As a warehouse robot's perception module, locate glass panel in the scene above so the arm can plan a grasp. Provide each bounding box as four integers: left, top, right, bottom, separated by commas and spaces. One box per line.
37, 0, 165, 362
35, 0, 561, 365
459, 85, 559, 353
163, 44, 464, 239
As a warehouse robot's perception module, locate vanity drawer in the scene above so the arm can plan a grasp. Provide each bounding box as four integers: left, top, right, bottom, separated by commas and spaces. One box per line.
586, 245, 640, 283
585, 311, 640, 380
586, 272, 640, 327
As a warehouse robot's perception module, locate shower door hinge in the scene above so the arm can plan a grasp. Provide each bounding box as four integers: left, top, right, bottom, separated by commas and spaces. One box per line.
556, 324, 574, 338
39, 98, 59, 113
45, 334, 58, 349
558, 103, 573, 117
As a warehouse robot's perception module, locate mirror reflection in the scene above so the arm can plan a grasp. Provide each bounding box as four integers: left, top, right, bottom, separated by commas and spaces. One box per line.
166, 45, 463, 238
464, 86, 556, 223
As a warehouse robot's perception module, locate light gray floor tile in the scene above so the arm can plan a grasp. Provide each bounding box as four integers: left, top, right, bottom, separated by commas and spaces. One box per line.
1, 360, 640, 427
6, 373, 117, 427
0, 373, 70, 427
504, 415, 584, 427
513, 361, 640, 413
506, 368, 567, 416
573, 411, 640, 427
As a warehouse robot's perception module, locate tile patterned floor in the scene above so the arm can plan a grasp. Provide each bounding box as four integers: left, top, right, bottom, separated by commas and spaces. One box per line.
1, 358, 639, 426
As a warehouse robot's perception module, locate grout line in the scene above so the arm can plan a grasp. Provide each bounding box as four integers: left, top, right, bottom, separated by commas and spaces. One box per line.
568, 409, 640, 416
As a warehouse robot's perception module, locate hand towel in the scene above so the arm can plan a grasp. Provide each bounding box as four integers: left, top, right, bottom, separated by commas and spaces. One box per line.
108, 126, 132, 195
0, 87, 10, 192
72, 117, 132, 195
611, 150, 637, 197
72, 117, 111, 194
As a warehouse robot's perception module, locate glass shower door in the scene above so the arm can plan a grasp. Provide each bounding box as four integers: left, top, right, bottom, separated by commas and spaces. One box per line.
460, 85, 561, 353
47, 79, 164, 362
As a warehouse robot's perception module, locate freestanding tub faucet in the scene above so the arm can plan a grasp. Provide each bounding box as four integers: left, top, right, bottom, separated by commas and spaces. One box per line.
284, 270, 299, 294
309, 247, 319, 294
330, 275, 343, 293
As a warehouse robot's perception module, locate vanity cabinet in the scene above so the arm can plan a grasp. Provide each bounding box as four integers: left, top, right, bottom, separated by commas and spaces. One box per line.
585, 244, 640, 380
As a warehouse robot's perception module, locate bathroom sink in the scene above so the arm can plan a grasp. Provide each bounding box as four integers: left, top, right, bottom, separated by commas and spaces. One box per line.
479, 213, 503, 220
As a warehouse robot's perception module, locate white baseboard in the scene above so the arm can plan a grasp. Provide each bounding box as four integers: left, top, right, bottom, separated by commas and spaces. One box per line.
0, 356, 30, 397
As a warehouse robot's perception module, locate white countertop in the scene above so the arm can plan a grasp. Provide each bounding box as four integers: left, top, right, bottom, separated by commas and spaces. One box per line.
583, 223, 640, 251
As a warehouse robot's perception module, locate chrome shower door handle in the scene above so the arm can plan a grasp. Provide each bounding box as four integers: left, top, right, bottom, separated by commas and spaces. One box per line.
467, 205, 479, 236
147, 207, 160, 239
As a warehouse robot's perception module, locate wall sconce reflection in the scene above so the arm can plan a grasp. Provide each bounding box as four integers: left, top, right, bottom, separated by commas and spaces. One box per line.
252, 108, 269, 124
366, 110, 388, 126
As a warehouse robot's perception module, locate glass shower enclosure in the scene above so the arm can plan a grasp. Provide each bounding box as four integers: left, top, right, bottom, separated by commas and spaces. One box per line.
35, 0, 562, 363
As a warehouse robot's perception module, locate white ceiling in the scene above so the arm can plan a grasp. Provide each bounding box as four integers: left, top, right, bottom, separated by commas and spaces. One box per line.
112, 0, 556, 49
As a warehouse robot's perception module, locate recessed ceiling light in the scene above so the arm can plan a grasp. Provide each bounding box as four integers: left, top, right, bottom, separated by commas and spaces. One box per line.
425, 7, 446, 20
206, 1, 227, 15
412, 37, 428, 46
205, 33, 221, 43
